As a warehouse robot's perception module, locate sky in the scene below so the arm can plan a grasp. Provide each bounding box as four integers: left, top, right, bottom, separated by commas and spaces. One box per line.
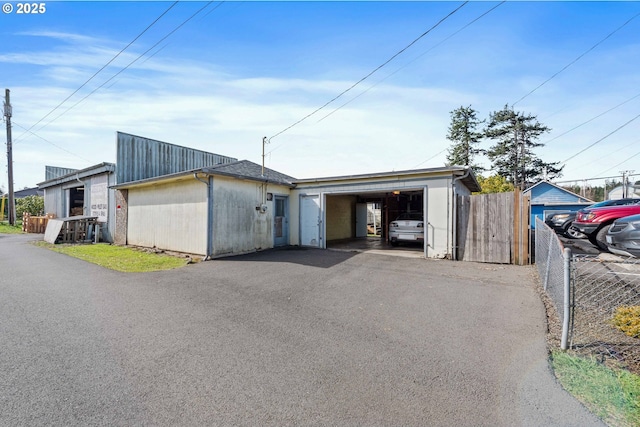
1, 1, 639, 191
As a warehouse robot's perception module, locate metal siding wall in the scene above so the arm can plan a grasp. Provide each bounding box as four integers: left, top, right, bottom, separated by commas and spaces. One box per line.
84, 173, 115, 242
211, 178, 273, 257
106, 173, 116, 243
116, 132, 237, 184
424, 179, 452, 258
127, 179, 208, 255
44, 187, 64, 217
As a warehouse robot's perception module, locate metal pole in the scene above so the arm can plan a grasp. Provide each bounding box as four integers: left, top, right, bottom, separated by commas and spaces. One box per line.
543, 228, 553, 291
261, 136, 267, 177
4, 89, 15, 226
561, 247, 572, 350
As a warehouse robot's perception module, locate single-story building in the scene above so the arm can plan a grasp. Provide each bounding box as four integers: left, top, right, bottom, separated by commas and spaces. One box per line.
113, 160, 296, 258
37, 163, 117, 241
38, 132, 238, 243
113, 161, 480, 260
290, 167, 480, 259
39, 132, 481, 260
524, 181, 593, 229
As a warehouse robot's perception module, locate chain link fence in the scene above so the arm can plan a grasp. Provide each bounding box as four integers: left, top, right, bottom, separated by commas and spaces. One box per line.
535, 218, 640, 374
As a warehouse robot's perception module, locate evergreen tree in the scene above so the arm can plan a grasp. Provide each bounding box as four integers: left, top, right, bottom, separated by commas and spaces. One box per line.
485, 105, 562, 190
445, 106, 484, 172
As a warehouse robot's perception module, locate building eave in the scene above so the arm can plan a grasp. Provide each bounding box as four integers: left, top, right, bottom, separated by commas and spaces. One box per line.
37, 162, 116, 189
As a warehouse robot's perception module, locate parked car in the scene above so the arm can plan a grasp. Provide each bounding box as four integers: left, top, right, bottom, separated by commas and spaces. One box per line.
573, 202, 640, 250
605, 214, 640, 257
546, 198, 640, 239
545, 212, 584, 238
389, 212, 423, 246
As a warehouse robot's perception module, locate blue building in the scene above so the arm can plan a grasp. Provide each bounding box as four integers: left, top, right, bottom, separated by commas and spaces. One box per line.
523, 181, 593, 229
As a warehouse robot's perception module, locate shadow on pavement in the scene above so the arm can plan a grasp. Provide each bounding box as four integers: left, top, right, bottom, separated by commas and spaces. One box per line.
216, 246, 358, 269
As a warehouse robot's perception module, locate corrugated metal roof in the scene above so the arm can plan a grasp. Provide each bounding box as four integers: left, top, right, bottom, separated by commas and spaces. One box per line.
116, 132, 237, 184
38, 163, 115, 188
45, 166, 79, 181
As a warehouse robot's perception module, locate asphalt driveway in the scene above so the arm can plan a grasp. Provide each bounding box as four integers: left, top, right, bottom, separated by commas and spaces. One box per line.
0, 234, 603, 426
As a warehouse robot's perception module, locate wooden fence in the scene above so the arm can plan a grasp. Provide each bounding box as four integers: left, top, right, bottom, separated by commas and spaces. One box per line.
456, 190, 530, 265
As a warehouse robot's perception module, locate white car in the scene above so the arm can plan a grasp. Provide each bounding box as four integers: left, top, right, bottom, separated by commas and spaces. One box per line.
389, 213, 424, 246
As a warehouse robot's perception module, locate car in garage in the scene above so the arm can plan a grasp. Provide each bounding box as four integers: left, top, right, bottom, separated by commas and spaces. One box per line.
389, 212, 424, 246
606, 214, 640, 257
573, 202, 640, 251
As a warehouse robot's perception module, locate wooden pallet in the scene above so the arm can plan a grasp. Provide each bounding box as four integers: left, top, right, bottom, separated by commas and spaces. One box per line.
44, 216, 99, 244
22, 213, 56, 234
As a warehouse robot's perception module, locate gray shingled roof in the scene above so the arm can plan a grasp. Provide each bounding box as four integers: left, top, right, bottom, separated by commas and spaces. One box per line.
204, 160, 296, 187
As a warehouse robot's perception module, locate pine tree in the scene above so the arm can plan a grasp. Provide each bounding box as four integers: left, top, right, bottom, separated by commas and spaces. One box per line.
445, 106, 484, 173
485, 105, 562, 190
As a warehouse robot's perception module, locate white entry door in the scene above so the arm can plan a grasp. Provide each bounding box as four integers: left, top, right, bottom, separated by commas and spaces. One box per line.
300, 194, 321, 247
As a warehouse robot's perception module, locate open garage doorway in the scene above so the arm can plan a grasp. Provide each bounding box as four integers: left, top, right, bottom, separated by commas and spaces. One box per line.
324, 188, 427, 257
67, 186, 85, 217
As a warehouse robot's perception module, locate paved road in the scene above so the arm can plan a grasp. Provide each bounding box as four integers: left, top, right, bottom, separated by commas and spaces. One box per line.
1, 234, 604, 426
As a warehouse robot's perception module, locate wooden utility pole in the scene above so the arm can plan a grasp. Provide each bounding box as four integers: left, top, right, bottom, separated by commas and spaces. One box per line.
4, 89, 15, 226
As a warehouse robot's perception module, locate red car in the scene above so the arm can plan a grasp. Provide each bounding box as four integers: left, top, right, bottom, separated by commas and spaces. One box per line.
573, 201, 640, 250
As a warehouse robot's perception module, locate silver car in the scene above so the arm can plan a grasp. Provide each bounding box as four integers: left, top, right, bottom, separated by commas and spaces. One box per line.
389, 212, 424, 246
606, 214, 640, 257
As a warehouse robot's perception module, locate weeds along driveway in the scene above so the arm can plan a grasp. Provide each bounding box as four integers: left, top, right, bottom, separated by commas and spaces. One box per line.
1, 235, 603, 426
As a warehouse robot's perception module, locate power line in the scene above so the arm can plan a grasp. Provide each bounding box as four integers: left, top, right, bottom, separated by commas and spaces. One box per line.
561, 112, 640, 164
266, 1, 469, 147
31, 2, 221, 137
317, 1, 505, 124
412, 148, 447, 169
12, 121, 92, 162
595, 150, 640, 177
512, 10, 640, 106
579, 138, 640, 169
543, 91, 640, 145
553, 173, 640, 185
14, 2, 179, 143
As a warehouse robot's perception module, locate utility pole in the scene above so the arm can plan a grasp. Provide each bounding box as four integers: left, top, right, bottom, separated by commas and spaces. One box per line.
261, 136, 269, 177
620, 170, 634, 198
4, 89, 15, 226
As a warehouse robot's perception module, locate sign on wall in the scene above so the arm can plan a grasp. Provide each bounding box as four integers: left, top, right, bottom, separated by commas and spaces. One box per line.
91, 175, 108, 222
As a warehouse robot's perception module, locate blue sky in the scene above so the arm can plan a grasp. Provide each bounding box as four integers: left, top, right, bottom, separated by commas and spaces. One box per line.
1, 1, 640, 190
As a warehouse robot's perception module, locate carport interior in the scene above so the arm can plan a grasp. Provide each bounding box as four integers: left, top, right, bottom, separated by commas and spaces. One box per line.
325, 189, 424, 252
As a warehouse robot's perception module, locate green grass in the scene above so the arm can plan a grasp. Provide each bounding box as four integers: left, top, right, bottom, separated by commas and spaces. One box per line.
551, 350, 640, 427
0, 221, 23, 234
34, 242, 189, 273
